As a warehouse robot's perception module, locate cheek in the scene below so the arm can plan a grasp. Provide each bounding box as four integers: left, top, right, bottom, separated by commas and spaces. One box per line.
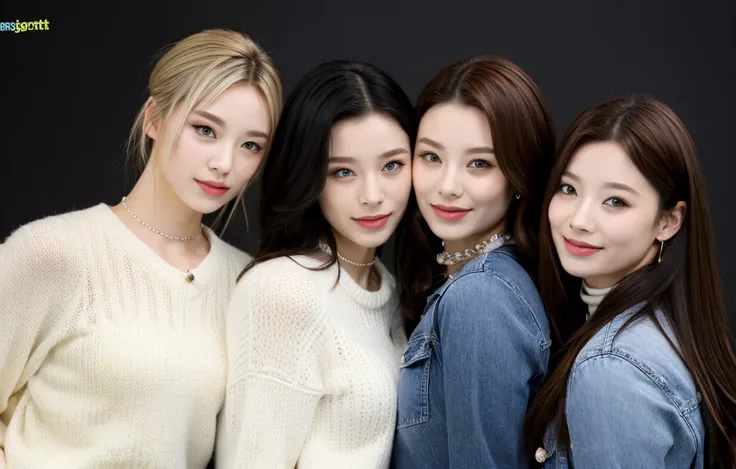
319, 181, 349, 217
411, 163, 435, 199
600, 214, 651, 247
547, 196, 566, 231
167, 133, 204, 168
392, 168, 413, 199
470, 172, 510, 207
234, 155, 262, 185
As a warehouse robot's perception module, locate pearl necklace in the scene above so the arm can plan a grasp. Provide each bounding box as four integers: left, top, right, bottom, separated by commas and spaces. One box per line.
318, 241, 376, 267
437, 233, 511, 266
121, 196, 202, 242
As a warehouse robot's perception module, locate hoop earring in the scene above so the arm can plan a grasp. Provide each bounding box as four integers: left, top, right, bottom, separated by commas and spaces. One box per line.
657, 240, 664, 264
515, 193, 521, 200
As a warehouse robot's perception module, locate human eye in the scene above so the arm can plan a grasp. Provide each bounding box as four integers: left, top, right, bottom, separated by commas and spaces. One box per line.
383, 160, 405, 172
468, 159, 491, 169
418, 151, 441, 163
192, 124, 216, 138
242, 141, 263, 153
559, 183, 576, 196
331, 168, 355, 178
604, 196, 628, 208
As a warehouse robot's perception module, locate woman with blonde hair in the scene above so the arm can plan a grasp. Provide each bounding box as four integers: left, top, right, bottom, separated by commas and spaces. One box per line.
0, 29, 282, 468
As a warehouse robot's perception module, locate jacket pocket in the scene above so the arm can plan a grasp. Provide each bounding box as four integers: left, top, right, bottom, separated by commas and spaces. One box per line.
396, 334, 432, 429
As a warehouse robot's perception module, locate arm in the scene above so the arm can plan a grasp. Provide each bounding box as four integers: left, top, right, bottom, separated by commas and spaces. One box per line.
566, 355, 693, 469
0, 221, 79, 467
216, 261, 326, 469
437, 273, 547, 468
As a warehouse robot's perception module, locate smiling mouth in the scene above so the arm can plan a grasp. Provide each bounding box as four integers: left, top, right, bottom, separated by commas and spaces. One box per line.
353, 214, 391, 229
563, 237, 603, 257
431, 205, 471, 221
195, 180, 229, 196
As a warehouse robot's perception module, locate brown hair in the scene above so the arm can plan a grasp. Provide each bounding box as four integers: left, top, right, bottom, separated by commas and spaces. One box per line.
396, 56, 557, 334
524, 95, 736, 468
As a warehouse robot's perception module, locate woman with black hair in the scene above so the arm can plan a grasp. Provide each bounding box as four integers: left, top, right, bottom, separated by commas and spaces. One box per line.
216, 60, 416, 468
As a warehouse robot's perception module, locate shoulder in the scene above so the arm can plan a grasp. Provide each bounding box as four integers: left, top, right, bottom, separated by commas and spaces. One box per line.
229, 255, 327, 319
1, 205, 99, 271
206, 229, 252, 271
577, 307, 700, 414
437, 248, 548, 336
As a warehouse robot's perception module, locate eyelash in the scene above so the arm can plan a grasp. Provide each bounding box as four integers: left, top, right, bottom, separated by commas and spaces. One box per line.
417, 151, 491, 168
558, 183, 629, 208
192, 123, 215, 138
330, 160, 406, 179
191, 122, 263, 153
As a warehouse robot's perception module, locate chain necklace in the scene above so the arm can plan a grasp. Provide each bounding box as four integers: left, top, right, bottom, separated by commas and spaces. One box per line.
121, 196, 202, 242
437, 233, 512, 266
318, 241, 376, 267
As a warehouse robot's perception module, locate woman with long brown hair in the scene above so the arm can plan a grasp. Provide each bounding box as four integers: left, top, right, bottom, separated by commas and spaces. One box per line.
525, 95, 736, 468
392, 56, 556, 468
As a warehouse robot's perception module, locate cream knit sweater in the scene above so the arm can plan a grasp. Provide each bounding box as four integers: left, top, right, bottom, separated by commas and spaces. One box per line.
216, 255, 406, 468
0, 203, 249, 469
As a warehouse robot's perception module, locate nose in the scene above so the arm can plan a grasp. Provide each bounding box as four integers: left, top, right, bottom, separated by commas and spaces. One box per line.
358, 174, 384, 206
438, 166, 462, 198
569, 199, 594, 232
208, 144, 234, 175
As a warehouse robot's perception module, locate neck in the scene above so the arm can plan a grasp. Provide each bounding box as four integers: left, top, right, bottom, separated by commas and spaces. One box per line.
333, 233, 378, 291
580, 280, 615, 318
123, 160, 203, 238
442, 221, 508, 276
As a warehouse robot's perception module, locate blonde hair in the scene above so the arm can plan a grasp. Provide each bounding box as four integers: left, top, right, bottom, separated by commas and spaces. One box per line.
126, 28, 282, 232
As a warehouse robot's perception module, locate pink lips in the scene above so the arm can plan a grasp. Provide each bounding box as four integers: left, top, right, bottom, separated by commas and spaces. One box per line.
353, 214, 390, 229
432, 204, 471, 221
195, 179, 229, 197
564, 237, 603, 257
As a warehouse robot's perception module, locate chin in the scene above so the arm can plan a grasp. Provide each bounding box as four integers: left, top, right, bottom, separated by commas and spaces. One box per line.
185, 197, 231, 215
345, 228, 393, 250
557, 255, 602, 281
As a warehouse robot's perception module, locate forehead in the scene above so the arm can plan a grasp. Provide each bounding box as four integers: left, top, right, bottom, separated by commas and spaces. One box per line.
566, 141, 651, 190
329, 112, 409, 157
417, 102, 492, 147
197, 83, 271, 131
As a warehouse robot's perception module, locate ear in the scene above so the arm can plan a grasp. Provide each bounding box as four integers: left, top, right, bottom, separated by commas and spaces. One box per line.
143, 97, 160, 140
656, 201, 687, 242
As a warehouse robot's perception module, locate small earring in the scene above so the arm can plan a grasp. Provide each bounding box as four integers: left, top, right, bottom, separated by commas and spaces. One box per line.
515, 193, 521, 200
657, 240, 664, 264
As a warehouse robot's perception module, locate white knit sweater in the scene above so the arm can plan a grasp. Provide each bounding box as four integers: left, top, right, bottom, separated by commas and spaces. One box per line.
0, 203, 249, 469
216, 255, 406, 468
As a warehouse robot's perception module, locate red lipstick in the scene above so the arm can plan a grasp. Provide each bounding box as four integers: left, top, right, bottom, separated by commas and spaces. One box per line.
432, 204, 471, 221
564, 237, 603, 257
195, 179, 229, 197
353, 213, 391, 229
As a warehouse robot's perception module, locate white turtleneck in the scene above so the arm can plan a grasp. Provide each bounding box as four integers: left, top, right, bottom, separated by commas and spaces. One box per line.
580, 282, 614, 319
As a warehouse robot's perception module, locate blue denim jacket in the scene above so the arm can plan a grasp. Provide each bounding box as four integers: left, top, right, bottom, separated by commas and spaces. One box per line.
537, 304, 705, 469
392, 246, 551, 468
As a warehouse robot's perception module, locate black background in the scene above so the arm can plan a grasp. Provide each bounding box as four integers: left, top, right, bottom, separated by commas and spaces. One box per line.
3, 1, 734, 328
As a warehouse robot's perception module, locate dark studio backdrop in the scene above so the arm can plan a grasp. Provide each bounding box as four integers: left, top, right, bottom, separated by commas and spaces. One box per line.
3, 1, 735, 330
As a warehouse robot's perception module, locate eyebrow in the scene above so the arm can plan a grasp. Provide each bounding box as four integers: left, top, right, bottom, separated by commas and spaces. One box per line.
193, 110, 269, 140
417, 137, 494, 155
328, 147, 409, 164
562, 171, 640, 196
193, 110, 225, 127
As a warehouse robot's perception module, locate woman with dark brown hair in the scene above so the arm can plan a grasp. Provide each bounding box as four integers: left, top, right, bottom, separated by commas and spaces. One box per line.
391, 56, 557, 468
525, 96, 736, 468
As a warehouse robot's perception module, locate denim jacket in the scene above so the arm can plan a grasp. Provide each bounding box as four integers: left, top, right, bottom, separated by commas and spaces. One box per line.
536, 304, 705, 469
392, 246, 551, 469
